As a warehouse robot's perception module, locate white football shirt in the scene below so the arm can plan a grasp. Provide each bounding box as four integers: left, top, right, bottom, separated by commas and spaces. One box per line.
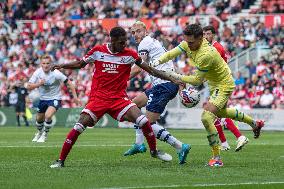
138, 35, 175, 86
28, 68, 67, 100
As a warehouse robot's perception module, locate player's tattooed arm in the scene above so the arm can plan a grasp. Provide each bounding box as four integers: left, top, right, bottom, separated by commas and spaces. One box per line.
135, 58, 183, 85
52, 59, 87, 70
129, 65, 142, 79
129, 50, 150, 79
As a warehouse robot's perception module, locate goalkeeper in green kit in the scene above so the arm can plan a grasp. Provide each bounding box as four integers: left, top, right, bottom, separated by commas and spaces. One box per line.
147, 24, 265, 167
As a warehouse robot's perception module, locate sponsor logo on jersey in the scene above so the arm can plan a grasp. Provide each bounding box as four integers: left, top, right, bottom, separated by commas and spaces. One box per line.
102, 63, 119, 73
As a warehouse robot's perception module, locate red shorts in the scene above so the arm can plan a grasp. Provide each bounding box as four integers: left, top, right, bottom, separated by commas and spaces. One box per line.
81, 97, 136, 122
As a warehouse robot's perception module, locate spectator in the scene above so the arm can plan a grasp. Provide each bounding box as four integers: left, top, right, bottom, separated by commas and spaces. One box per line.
235, 72, 246, 86
258, 89, 274, 108
245, 61, 256, 78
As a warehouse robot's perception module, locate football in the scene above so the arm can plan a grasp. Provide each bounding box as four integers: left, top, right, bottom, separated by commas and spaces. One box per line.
179, 87, 200, 108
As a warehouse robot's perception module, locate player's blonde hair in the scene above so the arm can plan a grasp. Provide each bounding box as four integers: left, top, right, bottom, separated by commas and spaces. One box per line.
40, 54, 51, 61
40, 54, 54, 64
132, 21, 146, 29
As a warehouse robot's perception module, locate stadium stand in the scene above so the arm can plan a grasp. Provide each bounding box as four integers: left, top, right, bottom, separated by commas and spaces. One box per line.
0, 0, 283, 109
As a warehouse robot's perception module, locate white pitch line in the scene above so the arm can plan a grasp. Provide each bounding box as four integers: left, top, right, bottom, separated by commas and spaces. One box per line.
98, 181, 284, 189
0, 143, 283, 148
0, 144, 130, 148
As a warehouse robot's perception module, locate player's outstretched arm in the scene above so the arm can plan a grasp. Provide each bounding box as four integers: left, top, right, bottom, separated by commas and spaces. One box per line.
135, 59, 183, 85
140, 59, 204, 86
151, 46, 183, 67
65, 79, 81, 106
129, 64, 143, 79
178, 73, 204, 86
26, 79, 45, 90
52, 60, 87, 70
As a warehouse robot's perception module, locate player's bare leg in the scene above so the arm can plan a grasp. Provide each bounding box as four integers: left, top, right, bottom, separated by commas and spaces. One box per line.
37, 106, 57, 142
32, 113, 45, 142
50, 113, 95, 168
123, 106, 172, 162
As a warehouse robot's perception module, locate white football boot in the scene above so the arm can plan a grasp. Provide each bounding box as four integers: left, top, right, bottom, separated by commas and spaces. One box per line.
37, 131, 48, 143
32, 131, 43, 142
235, 136, 249, 152
221, 141, 231, 151
151, 150, 172, 162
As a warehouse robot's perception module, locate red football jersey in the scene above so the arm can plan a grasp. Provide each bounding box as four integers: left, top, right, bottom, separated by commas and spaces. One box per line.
212, 41, 228, 63
82, 44, 140, 100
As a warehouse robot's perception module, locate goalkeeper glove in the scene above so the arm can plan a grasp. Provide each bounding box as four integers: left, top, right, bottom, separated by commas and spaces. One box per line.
149, 59, 161, 67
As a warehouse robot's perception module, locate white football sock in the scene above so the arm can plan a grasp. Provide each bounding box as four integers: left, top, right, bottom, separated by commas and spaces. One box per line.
151, 123, 182, 150
134, 126, 144, 145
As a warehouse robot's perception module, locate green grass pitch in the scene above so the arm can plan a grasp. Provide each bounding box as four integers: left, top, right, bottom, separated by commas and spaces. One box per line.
0, 127, 283, 189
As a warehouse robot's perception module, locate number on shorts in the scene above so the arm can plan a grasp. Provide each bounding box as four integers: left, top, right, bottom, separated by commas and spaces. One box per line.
147, 94, 153, 106
53, 100, 58, 107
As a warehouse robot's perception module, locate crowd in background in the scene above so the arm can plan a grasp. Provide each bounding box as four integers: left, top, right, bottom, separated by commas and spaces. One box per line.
0, 0, 283, 110
4, 0, 282, 23
228, 46, 284, 109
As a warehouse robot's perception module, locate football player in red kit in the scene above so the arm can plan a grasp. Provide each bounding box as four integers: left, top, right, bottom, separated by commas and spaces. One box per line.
50, 27, 171, 168
203, 25, 249, 152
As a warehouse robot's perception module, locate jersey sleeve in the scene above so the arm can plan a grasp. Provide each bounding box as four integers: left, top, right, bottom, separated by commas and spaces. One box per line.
181, 71, 205, 85
28, 70, 39, 83
158, 41, 186, 64
55, 70, 68, 82
82, 46, 100, 64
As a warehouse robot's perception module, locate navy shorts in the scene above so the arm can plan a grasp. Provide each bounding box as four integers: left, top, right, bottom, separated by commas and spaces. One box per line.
37, 100, 61, 113
145, 82, 179, 113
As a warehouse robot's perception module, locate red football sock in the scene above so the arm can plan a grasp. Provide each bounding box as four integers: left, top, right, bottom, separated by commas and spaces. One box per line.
141, 121, 157, 152
59, 129, 81, 161
214, 119, 226, 143
224, 118, 241, 139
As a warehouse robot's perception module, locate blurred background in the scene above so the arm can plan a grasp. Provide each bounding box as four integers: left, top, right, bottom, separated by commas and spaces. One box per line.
0, 0, 283, 128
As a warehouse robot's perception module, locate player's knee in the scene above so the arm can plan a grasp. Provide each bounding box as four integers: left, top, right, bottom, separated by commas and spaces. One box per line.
79, 113, 95, 127
73, 123, 86, 133
45, 115, 53, 122
204, 102, 218, 113
202, 110, 217, 129
135, 115, 148, 127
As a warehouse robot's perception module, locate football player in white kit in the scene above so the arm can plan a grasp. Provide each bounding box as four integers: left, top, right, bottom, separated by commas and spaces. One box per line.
124, 21, 191, 164
27, 54, 80, 142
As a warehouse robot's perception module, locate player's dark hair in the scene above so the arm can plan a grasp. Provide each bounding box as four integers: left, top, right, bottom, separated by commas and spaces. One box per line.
110, 27, 127, 38
203, 26, 216, 34
183, 24, 203, 38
